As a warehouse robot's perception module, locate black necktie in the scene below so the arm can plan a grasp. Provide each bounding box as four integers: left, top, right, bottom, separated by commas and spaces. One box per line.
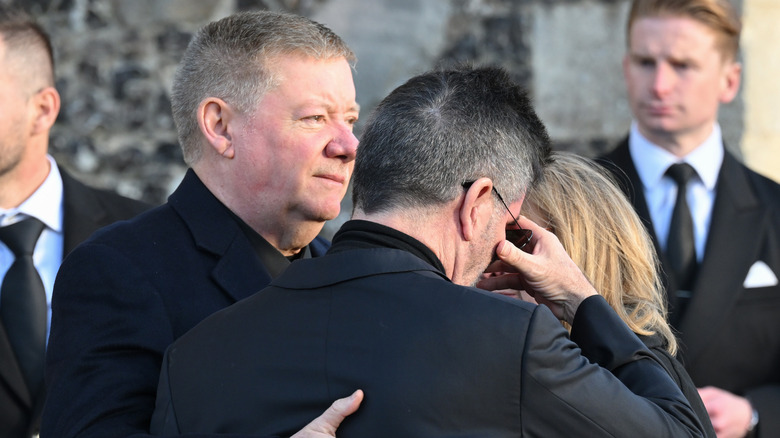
665, 163, 698, 292
0, 217, 47, 397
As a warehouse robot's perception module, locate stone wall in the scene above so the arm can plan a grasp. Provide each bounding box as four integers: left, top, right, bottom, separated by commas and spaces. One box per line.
8, 0, 775, 234
742, 0, 780, 180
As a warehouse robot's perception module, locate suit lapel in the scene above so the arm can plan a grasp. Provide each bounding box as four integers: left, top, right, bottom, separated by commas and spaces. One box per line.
209, 237, 272, 303
601, 138, 656, 235
601, 139, 678, 285
604, 144, 769, 364
678, 152, 766, 363
0, 170, 101, 412
169, 170, 272, 303
600, 139, 685, 318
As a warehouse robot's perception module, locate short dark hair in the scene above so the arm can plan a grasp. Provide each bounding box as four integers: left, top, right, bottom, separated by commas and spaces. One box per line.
0, 4, 55, 84
353, 65, 551, 215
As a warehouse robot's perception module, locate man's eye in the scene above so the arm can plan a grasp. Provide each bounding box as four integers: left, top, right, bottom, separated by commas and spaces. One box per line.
305, 115, 325, 122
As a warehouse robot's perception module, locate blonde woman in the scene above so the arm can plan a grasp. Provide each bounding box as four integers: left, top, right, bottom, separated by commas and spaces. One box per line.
516, 151, 715, 437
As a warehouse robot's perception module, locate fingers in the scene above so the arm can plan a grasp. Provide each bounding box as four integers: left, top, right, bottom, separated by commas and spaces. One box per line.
516, 289, 538, 303
495, 239, 523, 262
491, 216, 597, 323
476, 272, 522, 291
478, 239, 536, 293
515, 214, 544, 232
697, 386, 753, 437
514, 214, 547, 250
481, 260, 518, 276
697, 386, 717, 403
483, 215, 546, 276
292, 390, 364, 437
331, 389, 363, 418
491, 288, 521, 298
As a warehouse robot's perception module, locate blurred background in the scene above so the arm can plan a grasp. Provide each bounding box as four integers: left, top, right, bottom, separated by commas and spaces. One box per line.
8, 0, 779, 236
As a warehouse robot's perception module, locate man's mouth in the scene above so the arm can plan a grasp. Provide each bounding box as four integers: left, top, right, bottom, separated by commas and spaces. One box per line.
314, 173, 346, 185
644, 102, 674, 116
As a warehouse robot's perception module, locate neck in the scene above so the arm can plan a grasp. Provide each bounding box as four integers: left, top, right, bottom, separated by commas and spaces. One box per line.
193, 166, 321, 257
638, 123, 715, 158
353, 206, 465, 284
0, 153, 50, 210
256, 219, 322, 257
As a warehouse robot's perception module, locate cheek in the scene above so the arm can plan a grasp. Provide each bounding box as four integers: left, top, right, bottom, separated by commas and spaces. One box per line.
623, 74, 645, 103
684, 79, 720, 107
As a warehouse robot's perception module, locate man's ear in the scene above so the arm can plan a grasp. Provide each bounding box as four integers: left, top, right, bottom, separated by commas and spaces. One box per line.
622, 55, 630, 84
459, 178, 494, 242
719, 61, 742, 104
197, 97, 236, 159
30, 86, 60, 136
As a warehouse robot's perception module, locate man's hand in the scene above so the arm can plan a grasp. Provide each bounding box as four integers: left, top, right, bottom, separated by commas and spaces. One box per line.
291, 390, 364, 438
698, 386, 753, 438
477, 215, 596, 323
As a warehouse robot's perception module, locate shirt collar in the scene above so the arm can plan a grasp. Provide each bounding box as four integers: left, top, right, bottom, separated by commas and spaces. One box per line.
0, 155, 64, 231
330, 219, 446, 274
628, 121, 723, 190
229, 207, 315, 279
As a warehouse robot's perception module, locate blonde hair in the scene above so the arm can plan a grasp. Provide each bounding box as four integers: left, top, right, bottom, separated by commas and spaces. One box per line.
522, 152, 677, 355
627, 0, 741, 62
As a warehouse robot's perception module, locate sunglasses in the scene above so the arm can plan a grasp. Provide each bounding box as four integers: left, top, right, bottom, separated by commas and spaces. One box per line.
461, 181, 533, 250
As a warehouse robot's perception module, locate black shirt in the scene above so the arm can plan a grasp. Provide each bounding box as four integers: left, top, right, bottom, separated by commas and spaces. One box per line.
329, 219, 446, 274
230, 211, 311, 279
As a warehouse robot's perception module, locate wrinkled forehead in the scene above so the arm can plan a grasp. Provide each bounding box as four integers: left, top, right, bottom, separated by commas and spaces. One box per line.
264, 53, 355, 92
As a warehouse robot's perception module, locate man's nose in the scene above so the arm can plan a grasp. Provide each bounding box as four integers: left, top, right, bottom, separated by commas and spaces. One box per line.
652, 63, 675, 97
326, 122, 359, 161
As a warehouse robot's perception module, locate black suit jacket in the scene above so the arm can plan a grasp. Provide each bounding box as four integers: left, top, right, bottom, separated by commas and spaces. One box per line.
41, 169, 329, 438
0, 168, 150, 438
641, 335, 716, 438
600, 138, 780, 437
151, 236, 705, 437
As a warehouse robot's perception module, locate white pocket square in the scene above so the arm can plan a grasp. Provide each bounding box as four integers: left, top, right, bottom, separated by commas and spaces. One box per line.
743, 261, 779, 288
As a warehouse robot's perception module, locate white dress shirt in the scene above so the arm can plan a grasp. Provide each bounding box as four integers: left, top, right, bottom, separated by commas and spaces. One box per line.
628, 122, 723, 263
0, 155, 65, 343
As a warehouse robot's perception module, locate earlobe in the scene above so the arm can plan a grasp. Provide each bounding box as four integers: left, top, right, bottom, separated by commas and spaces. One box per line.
30, 87, 60, 136
198, 98, 235, 159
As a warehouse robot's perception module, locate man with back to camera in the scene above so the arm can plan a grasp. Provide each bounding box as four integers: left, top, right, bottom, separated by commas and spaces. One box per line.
0, 6, 151, 437
42, 10, 363, 438
149, 65, 707, 438
599, 0, 780, 436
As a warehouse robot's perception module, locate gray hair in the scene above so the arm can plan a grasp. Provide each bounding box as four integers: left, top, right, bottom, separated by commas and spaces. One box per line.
171, 10, 355, 165
353, 65, 551, 214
